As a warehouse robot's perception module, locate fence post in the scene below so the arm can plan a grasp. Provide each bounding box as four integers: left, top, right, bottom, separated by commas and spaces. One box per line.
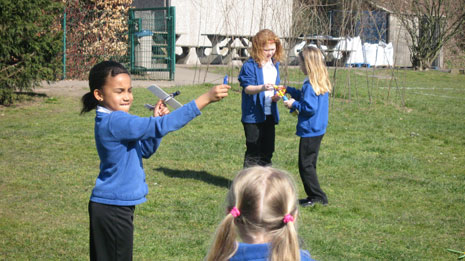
128, 9, 135, 73
169, 6, 176, 81
62, 8, 66, 80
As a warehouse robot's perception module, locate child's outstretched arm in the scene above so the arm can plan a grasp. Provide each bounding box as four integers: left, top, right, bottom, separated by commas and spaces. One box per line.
195, 84, 231, 110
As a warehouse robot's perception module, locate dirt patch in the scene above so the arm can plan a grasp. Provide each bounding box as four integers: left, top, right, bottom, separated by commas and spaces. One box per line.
353, 70, 393, 79
33, 66, 227, 98
36, 80, 90, 98
34, 79, 180, 98
1, 66, 225, 109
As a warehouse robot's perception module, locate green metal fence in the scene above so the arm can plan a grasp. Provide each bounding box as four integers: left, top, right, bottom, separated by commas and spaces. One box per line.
61, 4, 175, 80
128, 7, 176, 80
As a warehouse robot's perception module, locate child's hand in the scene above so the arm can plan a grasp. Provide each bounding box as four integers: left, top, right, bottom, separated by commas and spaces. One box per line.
275, 85, 287, 94
208, 84, 231, 102
284, 98, 295, 109
271, 94, 281, 102
153, 100, 170, 117
195, 84, 231, 110
262, 83, 274, 91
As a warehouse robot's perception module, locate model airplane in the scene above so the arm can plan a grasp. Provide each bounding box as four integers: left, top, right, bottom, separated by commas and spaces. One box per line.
145, 84, 182, 110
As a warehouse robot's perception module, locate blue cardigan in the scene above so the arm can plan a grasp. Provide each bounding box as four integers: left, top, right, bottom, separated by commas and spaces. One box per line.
238, 58, 280, 124
286, 79, 329, 138
90, 101, 201, 206
230, 242, 315, 261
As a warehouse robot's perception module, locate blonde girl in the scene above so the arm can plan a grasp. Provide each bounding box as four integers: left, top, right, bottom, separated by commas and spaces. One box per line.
283, 46, 332, 207
238, 29, 285, 167
206, 166, 314, 261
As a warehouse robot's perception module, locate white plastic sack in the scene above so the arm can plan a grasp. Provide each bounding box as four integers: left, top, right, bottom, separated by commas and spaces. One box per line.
384, 42, 394, 66
363, 42, 383, 66
363, 43, 377, 66
291, 41, 306, 57
333, 36, 364, 64
363, 41, 394, 67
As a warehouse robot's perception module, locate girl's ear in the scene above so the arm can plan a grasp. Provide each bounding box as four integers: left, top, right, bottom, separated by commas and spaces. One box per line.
93, 89, 103, 102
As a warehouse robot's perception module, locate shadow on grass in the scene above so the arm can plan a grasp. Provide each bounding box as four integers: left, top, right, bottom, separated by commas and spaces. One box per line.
15, 91, 48, 97
155, 167, 231, 188
1, 92, 50, 107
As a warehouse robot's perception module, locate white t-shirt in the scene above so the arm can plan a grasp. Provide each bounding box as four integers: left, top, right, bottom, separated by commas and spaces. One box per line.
262, 61, 277, 115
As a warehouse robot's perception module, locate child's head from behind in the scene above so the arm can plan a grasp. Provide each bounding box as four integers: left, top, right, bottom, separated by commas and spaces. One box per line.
206, 166, 300, 261
81, 61, 132, 114
227, 166, 298, 241
298, 46, 325, 75
251, 29, 284, 66
299, 46, 332, 95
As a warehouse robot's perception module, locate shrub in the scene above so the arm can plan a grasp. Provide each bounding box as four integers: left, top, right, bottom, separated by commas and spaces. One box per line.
64, 0, 131, 79
0, 0, 63, 105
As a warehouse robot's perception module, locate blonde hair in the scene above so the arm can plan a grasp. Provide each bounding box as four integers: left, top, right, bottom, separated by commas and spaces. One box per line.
206, 166, 301, 261
250, 29, 284, 67
299, 46, 332, 95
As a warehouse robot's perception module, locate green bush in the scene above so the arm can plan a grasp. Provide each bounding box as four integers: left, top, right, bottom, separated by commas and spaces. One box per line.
0, 0, 63, 105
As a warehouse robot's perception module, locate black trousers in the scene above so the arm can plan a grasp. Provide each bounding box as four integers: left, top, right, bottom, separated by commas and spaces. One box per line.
89, 201, 135, 261
242, 115, 275, 168
298, 135, 328, 204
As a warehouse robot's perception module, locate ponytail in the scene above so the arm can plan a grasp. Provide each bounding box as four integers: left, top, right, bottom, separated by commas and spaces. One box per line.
80, 91, 98, 115
205, 214, 238, 261
269, 214, 300, 261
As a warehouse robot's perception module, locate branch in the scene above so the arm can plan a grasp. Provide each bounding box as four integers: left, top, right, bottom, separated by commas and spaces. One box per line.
0, 59, 25, 75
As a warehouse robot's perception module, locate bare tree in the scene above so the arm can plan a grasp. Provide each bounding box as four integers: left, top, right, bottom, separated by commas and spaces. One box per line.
279, 0, 337, 85
389, 0, 465, 70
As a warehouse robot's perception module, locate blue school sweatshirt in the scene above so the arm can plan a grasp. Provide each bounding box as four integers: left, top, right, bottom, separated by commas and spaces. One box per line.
90, 101, 201, 206
286, 78, 329, 137
229, 242, 315, 261
238, 58, 280, 124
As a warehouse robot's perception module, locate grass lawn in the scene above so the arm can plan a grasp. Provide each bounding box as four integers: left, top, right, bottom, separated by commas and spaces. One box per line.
0, 68, 464, 260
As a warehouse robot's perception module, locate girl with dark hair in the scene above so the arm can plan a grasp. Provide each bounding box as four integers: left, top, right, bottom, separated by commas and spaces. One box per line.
81, 61, 230, 260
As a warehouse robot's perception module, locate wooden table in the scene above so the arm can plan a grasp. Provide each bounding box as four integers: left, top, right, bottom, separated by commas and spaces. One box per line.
200, 34, 253, 64
281, 35, 351, 65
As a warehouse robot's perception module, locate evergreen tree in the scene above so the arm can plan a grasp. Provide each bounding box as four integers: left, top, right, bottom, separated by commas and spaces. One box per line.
0, 0, 63, 105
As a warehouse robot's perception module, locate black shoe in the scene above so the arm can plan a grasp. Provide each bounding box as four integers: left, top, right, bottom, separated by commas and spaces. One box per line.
299, 198, 315, 207
299, 198, 328, 207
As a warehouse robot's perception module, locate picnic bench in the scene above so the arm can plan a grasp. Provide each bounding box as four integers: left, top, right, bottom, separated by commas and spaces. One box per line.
281, 35, 353, 65
200, 33, 253, 64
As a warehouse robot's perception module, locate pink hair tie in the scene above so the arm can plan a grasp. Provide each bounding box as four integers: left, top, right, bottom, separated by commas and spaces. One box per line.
229, 207, 241, 218
283, 214, 294, 224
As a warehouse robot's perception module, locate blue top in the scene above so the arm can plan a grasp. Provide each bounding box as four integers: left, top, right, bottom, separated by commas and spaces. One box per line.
90, 100, 201, 206
238, 58, 280, 124
230, 242, 315, 261
286, 79, 329, 138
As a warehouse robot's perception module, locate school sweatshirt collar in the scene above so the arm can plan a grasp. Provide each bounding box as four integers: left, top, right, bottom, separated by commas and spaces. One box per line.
230, 242, 314, 261
96, 106, 113, 114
